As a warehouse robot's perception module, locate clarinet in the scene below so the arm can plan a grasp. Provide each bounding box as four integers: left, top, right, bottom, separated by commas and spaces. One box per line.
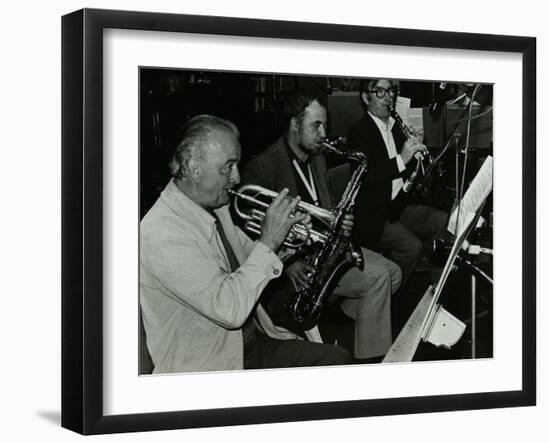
389, 107, 431, 193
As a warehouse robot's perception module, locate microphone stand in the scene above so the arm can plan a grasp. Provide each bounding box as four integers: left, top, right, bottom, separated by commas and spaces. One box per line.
415, 91, 474, 199
455, 251, 493, 358
453, 132, 461, 230
446, 85, 482, 234
440, 85, 490, 358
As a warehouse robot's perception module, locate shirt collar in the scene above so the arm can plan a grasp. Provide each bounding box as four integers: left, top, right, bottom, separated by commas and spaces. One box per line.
284, 137, 311, 165
160, 179, 218, 242
368, 110, 395, 132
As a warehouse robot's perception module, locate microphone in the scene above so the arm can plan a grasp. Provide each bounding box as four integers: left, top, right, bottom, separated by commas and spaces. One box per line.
447, 92, 467, 106
429, 82, 452, 116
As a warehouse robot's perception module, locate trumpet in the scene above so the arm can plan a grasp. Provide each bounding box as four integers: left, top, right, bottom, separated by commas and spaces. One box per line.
228, 184, 335, 249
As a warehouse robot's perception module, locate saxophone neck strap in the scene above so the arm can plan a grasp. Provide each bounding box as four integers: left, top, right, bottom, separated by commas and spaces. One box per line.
292, 159, 319, 206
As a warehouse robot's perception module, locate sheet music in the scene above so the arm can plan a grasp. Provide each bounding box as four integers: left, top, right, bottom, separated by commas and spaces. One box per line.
384, 210, 477, 363
407, 107, 424, 135
395, 97, 424, 135
395, 96, 411, 125
447, 156, 493, 235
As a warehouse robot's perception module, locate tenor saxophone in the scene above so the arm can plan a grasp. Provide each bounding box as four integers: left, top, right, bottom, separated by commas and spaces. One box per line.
289, 140, 367, 329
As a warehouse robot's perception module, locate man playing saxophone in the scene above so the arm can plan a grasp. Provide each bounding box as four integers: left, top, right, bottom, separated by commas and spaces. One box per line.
242, 90, 402, 362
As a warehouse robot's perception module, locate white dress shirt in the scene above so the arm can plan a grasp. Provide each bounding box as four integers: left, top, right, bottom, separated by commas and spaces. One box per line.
140, 179, 291, 373
368, 111, 406, 200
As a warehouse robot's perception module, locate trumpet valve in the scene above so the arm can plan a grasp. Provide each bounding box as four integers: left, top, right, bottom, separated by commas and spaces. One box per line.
250, 208, 265, 222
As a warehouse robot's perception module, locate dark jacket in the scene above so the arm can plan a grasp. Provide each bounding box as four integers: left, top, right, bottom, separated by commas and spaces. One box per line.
241, 136, 335, 209
346, 113, 409, 249
240, 136, 336, 334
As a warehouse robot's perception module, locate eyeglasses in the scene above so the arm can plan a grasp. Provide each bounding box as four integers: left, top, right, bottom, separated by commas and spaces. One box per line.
368, 87, 397, 99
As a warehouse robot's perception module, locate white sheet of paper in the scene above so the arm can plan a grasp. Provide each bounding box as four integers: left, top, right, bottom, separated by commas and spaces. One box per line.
448, 155, 493, 234
395, 96, 411, 125
408, 107, 425, 136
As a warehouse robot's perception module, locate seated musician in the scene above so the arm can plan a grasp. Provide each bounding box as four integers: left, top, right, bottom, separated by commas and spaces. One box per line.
140, 114, 351, 374
242, 90, 402, 362
347, 78, 448, 293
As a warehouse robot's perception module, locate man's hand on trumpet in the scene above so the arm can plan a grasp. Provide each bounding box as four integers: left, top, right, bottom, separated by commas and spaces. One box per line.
276, 211, 313, 261
258, 188, 308, 253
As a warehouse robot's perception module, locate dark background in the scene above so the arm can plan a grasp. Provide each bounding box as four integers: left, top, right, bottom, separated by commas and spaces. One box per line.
139, 68, 493, 217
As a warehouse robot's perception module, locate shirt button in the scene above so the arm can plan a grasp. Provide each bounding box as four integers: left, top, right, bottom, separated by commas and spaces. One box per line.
273, 268, 280, 276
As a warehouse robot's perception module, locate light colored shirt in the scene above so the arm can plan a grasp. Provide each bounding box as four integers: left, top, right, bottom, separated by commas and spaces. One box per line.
140, 179, 290, 374
368, 111, 406, 200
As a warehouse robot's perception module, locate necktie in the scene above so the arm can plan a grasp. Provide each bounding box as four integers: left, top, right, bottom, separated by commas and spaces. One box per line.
213, 215, 258, 367
214, 216, 240, 272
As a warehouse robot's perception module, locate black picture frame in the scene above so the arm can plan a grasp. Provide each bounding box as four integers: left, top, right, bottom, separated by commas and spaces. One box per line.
61, 8, 536, 435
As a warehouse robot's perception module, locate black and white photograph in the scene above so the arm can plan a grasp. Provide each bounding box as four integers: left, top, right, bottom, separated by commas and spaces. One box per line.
138, 68, 494, 375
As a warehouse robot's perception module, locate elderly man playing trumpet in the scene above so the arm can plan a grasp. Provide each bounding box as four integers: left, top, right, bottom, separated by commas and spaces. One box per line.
140, 114, 351, 374
242, 91, 402, 362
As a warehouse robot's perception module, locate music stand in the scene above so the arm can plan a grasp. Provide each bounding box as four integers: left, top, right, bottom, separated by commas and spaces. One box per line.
383, 209, 481, 363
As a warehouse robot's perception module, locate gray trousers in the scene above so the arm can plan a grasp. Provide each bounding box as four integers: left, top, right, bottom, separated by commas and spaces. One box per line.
380, 204, 448, 290
334, 248, 402, 359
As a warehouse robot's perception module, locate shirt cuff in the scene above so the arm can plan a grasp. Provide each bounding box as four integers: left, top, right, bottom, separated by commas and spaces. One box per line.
249, 241, 283, 278
395, 154, 406, 173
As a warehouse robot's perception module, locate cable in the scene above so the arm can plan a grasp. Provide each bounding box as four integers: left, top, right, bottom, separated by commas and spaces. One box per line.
454, 84, 482, 233
454, 105, 493, 124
